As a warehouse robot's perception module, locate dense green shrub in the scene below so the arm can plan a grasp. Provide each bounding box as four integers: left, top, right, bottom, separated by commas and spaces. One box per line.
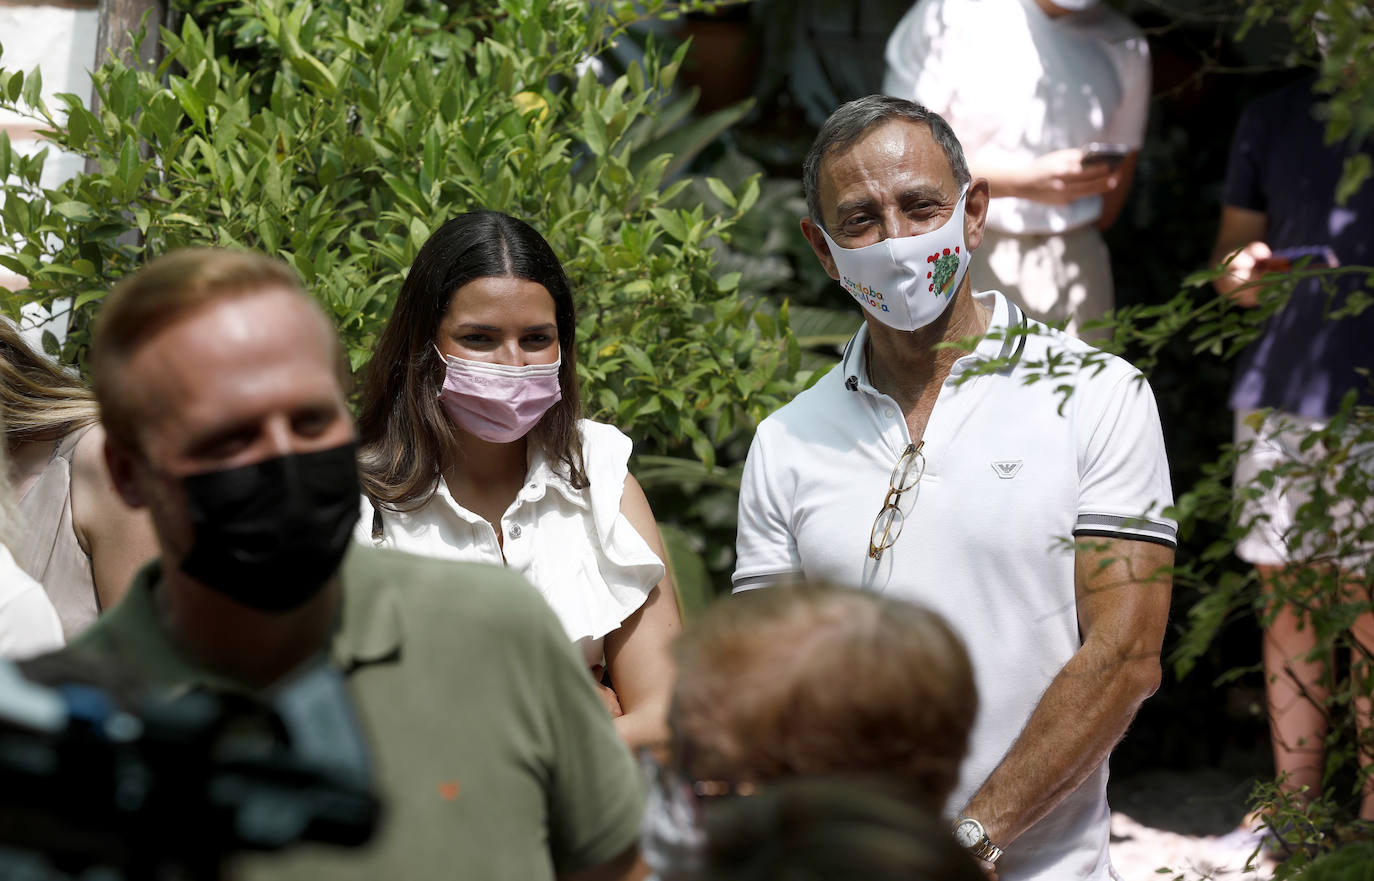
0, 0, 796, 470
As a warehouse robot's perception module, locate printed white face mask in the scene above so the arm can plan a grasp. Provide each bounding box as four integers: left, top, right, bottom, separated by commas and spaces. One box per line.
820, 186, 971, 332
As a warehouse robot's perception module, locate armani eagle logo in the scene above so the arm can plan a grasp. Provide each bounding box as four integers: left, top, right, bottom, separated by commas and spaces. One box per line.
991, 460, 1023, 479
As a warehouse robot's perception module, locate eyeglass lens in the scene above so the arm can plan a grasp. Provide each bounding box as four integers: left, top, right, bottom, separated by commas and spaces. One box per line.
890, 444, 926, 492
870, 505, 904, 551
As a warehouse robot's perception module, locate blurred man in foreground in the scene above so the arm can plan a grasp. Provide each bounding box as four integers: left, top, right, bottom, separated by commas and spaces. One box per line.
642, 584, 979, 878
57, 248, 645, 880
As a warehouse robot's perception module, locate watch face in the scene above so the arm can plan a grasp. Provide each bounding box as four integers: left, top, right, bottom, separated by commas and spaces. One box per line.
953, 818, 982, 848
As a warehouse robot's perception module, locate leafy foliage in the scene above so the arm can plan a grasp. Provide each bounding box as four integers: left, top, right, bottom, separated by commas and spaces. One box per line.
0, 0, 795, 470
1237, 0, 1374, 201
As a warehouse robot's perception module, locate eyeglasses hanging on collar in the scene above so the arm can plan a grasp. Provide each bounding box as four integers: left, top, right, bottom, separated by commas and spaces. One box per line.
868, 441, 926, 563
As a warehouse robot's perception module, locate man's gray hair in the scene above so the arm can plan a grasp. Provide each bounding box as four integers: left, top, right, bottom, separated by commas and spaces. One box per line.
802, 95, 971, 224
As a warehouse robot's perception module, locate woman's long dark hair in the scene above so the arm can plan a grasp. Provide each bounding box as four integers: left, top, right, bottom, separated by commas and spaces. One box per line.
358, 211, 585, 510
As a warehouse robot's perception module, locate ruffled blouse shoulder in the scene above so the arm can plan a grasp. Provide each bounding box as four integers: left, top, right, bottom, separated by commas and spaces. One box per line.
533, 419, 665, 642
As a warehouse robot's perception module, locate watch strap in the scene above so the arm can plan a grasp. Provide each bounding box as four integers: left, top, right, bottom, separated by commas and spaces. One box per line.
969, 838, 1004, 864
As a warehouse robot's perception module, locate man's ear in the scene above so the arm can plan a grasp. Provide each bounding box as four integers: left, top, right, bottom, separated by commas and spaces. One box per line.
800, 216, 840, 280
964, 177, 992, 252
104, 434, 148, 509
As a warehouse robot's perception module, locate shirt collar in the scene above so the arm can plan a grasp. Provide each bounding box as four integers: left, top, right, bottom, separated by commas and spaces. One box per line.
839, 291, 1027, 394
520, 443, 589, 510
329, 548, 404, 671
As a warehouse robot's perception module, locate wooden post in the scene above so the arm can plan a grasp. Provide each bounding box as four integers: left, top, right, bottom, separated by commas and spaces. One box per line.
92, 0, 166, 75
85, 0, 165, 193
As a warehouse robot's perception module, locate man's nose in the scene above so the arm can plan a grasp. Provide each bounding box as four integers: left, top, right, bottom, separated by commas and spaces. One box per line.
262, 417, 301, 458
882, 209, 922, 241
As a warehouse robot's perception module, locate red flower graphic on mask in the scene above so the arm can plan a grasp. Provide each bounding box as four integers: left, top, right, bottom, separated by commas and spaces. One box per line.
927, 246, 961, 295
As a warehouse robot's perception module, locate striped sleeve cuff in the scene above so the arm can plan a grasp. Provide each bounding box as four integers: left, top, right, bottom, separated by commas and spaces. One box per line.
731, 572, 801, 593
1074, 513, 1177, 548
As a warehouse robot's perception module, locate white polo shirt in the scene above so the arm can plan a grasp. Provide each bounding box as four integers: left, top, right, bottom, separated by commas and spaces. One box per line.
733, 291, 1174, 881
883, 0, 1151, 235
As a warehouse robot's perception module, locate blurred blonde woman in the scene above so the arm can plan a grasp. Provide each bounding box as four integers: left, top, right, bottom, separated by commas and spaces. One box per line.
3, 322, 156, 637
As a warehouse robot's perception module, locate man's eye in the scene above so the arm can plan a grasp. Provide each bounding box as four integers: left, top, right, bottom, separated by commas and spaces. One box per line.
294, 410, 336, 437
195, 432, 253, 460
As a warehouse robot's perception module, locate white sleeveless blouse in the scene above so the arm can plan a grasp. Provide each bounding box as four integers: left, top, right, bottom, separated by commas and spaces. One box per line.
355, 420, 665, 666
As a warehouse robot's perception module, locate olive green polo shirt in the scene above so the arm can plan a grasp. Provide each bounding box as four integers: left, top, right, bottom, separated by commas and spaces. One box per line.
70, 546, 644, 880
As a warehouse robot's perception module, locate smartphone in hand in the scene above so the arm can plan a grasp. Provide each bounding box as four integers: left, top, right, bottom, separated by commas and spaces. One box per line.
1082, 142, 1129, 170
1257, 245, 1339, 271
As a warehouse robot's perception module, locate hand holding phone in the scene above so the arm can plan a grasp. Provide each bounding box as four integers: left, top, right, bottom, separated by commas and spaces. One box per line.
1256, 245, 1339, 272
1081, 142, 1129, 170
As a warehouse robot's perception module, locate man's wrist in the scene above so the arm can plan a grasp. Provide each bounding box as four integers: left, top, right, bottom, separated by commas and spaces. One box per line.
952, 816, 1004, 864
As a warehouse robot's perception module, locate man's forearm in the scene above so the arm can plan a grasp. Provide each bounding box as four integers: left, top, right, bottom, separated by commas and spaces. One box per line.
960, 643, 1161, 850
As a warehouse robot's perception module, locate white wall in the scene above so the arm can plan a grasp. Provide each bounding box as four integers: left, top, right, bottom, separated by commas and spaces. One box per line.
0, 3, 99, 349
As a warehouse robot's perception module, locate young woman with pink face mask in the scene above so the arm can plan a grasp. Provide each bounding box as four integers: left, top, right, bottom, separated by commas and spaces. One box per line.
356, 211, 681, 750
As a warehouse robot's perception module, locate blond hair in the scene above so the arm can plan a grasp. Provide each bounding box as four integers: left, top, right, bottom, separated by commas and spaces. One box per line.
90, 248, 318, 449
671, 583, 977, 813
0, 321, 98, 446
0, 409, 18, 550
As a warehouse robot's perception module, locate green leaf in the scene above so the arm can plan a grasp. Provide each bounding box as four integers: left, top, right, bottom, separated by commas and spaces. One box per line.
51, 201, 94, 221
66, 101, 90, 146
6, 69, 22, 103
705, 176, 737, 209
171, 76, 206, 130
1336, 152, 1372, 205
0, 131, 10, 181
620, 342, 657, 378
581, 100, 608, 157
290, 52, 339, 96
737, 175, 761, 216
20, 65, 41, 109
650, 207, 689, 243
117, 137, 141, 197
384, 173, 426, 213
107, 68, 138, 120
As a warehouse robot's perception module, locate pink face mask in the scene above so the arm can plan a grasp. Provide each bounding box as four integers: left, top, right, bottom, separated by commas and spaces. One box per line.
435, 347, 562, 444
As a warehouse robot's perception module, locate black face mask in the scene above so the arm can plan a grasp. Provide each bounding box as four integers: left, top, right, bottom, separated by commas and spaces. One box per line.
177, 442, 361, 612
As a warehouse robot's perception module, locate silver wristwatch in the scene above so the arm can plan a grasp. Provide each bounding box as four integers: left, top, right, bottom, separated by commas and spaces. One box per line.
952, 816, 1004, 864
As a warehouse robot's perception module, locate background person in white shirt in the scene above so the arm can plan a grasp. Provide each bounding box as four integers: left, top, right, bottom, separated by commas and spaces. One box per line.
356, 210, 681, 751
883, 0, 1150, 337
736, 95, 1175, 881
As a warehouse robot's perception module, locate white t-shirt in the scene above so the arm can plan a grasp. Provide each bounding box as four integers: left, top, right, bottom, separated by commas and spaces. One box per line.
0, 543, 65, 660
733, 291, 1175, 881
356, 419, 665, 667
884, 0, 1151, 235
